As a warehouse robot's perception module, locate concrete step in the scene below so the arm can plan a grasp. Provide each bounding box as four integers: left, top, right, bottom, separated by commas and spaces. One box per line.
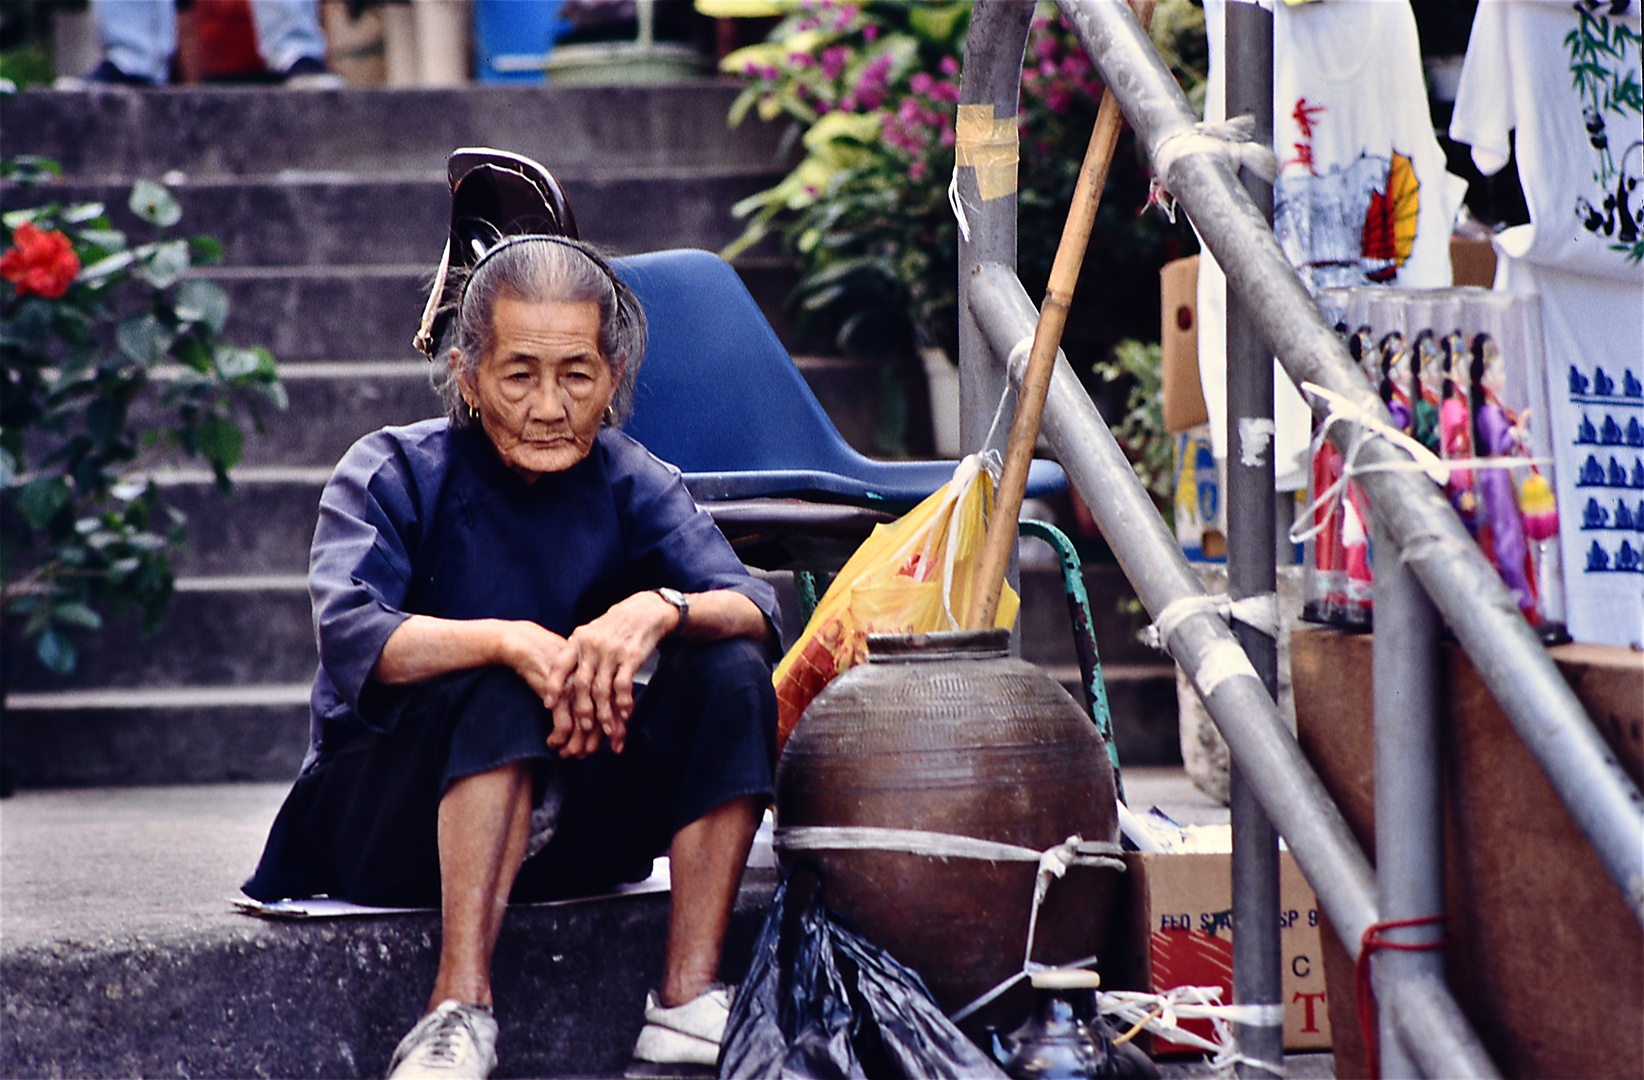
4, 579, 315, 694
187, 257, 801, 363
0, 170, 782, 268
0, 688, 310, 788
0, 782, 775, 1079
0, 84, 795, 182
3, 561, 1147, 693
2, 774, 1297, 1079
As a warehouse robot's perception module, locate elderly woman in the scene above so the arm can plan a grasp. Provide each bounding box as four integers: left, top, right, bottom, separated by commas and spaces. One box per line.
243, 211, 780, 1078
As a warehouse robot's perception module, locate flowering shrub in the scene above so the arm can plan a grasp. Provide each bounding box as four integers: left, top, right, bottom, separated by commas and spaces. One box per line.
719, 0, 1206, 399
1, 157, 285, 673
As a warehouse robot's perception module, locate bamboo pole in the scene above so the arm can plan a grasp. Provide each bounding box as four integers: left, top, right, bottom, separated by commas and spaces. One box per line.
966, 0, 1154, 631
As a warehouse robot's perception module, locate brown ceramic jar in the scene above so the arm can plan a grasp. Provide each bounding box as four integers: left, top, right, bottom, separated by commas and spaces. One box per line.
775, 628, 1123, 1032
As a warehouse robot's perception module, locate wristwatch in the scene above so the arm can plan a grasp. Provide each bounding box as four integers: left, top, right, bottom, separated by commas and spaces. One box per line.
654, 587, 689, 637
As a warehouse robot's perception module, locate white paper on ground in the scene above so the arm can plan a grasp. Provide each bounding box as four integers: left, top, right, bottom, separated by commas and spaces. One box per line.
232, 857, 673, 920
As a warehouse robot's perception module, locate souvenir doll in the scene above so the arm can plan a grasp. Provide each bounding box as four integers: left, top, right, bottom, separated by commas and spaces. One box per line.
1470, 334, 1539, 621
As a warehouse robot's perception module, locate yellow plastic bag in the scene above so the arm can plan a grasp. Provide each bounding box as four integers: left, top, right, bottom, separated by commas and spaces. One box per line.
773, 454, 1019, 749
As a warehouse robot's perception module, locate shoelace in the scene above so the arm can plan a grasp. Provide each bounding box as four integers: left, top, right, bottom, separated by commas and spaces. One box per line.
415, 1011, 475, 1066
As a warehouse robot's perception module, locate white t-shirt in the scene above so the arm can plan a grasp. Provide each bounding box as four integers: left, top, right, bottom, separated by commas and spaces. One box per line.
1197, 0, 1468, 489
1450, 0, 1644, 646
1450, 0, 1644, 283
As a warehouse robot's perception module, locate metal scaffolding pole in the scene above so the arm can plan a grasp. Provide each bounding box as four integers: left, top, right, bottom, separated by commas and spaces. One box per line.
1372, 518, 1447, 1078
1223, 4, 1283, 1074
1056, 0, 1644, 928
968, 263, 1500, 1079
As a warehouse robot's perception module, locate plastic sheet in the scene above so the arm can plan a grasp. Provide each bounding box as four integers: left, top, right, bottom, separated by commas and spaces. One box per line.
720, 875, 1009, 1079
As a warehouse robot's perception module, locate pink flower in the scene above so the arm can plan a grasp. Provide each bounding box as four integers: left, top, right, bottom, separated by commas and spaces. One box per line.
940, 56, 959, 76
910, 160, 927, 181
862, 23, 879, 42
1061, 53, 1089, 78
910, 71, 933, 95
931, 81, 961, 103
1039, 59, 1056, 78
760, 65, 779, 79
939, 126, 956, 147
789, 52, 814, 68
821, 45, 850, 80
1035, 36, 1058, 61
840, 93, 859, 111
1045, 87, 1071, 114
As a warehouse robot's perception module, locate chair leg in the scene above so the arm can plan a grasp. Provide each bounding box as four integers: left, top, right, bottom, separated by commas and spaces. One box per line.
1018, 519, 1124, 803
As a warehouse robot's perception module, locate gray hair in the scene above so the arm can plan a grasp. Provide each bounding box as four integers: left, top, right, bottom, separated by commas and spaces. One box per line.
433, 237, 647, 426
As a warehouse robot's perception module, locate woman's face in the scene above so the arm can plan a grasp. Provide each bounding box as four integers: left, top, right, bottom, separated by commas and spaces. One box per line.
457, 296, 616, 479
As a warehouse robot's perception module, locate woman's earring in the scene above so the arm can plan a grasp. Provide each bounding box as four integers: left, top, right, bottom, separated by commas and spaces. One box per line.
603, 405, 616, 426
468, 403, 480, 421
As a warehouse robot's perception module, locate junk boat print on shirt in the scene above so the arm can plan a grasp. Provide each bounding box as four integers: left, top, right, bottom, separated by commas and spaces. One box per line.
1274, 98, 1423, 291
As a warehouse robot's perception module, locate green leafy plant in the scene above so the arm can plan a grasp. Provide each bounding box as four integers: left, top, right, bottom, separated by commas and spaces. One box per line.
1092, 338, 1173, 515
716, 0, 1206, 374
1, 156, 286, 673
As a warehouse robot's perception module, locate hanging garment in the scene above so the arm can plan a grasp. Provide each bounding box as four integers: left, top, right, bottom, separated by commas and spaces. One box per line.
1195, 0, 1468, 491
1449, 0, 1644, 646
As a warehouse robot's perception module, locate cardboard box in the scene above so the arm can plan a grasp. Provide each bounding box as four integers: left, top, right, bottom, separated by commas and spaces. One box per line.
1161, 256, 1209, 434
1122, 849, 1332, 1054
1449, 236, 1498, 289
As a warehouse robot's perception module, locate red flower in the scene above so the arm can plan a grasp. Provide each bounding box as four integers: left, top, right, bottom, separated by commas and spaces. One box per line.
1, 223, 80, 299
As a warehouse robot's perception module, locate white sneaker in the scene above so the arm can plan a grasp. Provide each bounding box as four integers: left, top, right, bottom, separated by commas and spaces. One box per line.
387, 1000, 499, 1079
631, 985, 732, 1066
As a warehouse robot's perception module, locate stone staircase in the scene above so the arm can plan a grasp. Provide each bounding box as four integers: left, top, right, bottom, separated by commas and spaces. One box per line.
0, 81, 1177, 791
0, 83, 801, 787
0, 81, 1183, 1076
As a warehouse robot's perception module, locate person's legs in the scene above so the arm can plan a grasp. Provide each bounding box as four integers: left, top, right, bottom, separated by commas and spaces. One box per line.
660, 794, 760, 1007
246, 0, 329, 74
429, 760, 535, 1011
93, 0, 175, 83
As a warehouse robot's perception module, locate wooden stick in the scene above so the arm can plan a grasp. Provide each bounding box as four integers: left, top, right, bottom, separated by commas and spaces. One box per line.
966, 0, 1155, 631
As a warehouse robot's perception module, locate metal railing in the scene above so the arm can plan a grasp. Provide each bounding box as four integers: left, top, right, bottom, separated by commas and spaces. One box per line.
956, 1, 1644, 1074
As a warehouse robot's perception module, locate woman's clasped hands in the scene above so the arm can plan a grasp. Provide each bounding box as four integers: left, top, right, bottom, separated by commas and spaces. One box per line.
499, 590, 680, 759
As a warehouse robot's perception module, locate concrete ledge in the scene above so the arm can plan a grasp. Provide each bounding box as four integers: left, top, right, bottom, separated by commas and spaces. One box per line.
0, 85, 795, 181
0, 783, 771, 1078
0, 172, 782, 269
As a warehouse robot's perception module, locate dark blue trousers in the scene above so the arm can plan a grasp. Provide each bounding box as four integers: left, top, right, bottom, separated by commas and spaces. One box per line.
243, 638, 776, 906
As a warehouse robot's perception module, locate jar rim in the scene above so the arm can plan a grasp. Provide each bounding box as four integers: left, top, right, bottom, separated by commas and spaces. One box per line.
865, 628, 1010, 662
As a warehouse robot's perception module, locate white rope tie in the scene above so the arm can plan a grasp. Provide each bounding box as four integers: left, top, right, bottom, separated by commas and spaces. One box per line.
774, 826, 1126, 1025
1287, 381, 1552, 549
1148, 116, 1279, 219
1098, 986, 1287, 1076
1144, 593, 1281, 651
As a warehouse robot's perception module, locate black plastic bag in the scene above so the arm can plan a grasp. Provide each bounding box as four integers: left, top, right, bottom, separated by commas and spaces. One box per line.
720, 874, 1010, 1079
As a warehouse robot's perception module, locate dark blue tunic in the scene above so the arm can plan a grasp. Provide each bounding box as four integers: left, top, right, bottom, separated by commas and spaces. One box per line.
244, 419, 782, 905
304, 418, 781, 763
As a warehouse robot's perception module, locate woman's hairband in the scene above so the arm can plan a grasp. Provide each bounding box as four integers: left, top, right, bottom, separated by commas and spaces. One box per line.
459, 233, 625, 314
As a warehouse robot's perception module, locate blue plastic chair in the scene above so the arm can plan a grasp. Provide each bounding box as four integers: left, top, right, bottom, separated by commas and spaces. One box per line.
615, 249, 1066, 570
